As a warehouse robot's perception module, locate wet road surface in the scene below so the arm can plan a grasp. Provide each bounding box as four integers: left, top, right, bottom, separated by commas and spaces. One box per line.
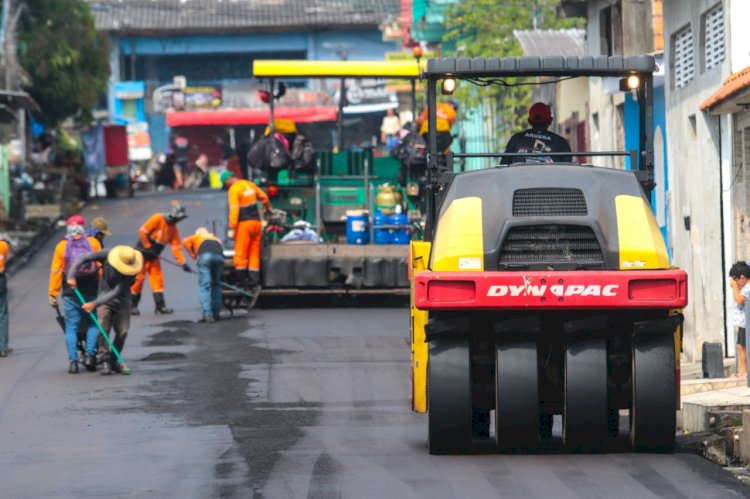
0, 190, 748, 498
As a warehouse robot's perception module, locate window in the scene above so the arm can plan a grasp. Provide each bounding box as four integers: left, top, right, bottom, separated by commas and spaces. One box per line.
702, 4, 725, 72
673, 26, 694, 89
688, 114, 697, 138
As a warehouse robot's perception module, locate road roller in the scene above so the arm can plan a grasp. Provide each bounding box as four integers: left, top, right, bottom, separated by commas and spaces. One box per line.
409, 55, 688, 454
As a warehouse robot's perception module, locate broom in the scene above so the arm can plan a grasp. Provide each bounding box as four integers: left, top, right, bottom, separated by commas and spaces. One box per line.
73, 287, 131, 374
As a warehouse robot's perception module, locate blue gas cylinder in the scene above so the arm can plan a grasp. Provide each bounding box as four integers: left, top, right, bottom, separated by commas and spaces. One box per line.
346, 212, 370, 245
389, 213, 409, 244
373, 210, 390, 245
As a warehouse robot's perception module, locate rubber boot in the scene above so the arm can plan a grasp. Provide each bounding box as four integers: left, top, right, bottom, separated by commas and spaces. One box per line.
154, 292, 174, 315
235, 269, 249, 289
247, 271, 261, 309
247, 271, 261, 290
84, 354, 97, 372
131, 293, 141, 316
100, 353, 112, 376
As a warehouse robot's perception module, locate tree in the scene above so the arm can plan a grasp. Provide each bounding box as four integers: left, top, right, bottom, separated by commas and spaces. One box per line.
17, 0, 109, 127
444, 0, 583, 140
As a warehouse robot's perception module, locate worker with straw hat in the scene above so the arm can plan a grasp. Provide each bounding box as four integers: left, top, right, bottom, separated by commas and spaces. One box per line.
87, 217, 112, 247
68, 245, 143, 375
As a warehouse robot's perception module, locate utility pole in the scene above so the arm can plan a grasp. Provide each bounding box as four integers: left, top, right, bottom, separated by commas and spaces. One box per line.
1, 0, 12, 90
532, 0, 540, 31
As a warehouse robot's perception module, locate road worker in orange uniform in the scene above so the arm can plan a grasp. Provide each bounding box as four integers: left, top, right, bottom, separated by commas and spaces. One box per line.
131, 202, 191, 315
183, 227, 224, 323
416, 100, 457, 154
220, 171, 270, 293
415, 101, 457, 129
0, 234, 10, 357
49, 215, 103, 373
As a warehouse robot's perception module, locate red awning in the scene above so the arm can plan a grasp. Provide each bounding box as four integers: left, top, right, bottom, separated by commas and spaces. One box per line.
166, 107, 338, 127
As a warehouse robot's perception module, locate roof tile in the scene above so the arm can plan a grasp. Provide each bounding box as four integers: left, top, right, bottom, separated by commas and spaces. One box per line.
700, 65, 750, 111
86, 0, 399, 33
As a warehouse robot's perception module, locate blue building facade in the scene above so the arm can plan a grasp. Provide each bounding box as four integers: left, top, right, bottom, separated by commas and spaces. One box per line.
92, 0, 400, 155
624, 72, 670, 257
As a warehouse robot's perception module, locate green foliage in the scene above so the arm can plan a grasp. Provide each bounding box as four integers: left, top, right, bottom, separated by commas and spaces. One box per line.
54, 127, 81, 160
18, 0, 110, 127
444, 0, 584, 140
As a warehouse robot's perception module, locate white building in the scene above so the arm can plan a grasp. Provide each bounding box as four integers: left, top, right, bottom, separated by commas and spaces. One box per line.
560, 0, 749, 361
663, 0, 750, 361
696, 0, 750, 360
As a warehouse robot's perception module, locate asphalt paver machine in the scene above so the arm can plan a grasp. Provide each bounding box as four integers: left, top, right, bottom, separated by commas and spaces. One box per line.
223, 60, 427, 304
409, 55, 688, 454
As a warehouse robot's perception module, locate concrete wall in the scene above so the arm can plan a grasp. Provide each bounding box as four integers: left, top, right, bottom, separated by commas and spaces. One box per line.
723, 0, 750, 356
557, 78, 589, 122
663, 0, 729, 361
622, 0, 656, 55
585, 1, 628, 170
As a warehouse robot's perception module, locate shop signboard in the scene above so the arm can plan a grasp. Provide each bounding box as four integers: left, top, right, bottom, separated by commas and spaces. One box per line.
126, 122, 152, 161
172, 86, 222, 110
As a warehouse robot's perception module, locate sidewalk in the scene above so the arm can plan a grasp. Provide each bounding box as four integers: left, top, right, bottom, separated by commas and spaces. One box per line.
4, 219, 60, 276
678, 357, 750, 472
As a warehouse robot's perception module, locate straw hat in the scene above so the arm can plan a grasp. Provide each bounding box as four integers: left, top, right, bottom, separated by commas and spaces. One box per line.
107, 245, 144, 276
195, 227, 209, 236
90, 217, 112, 236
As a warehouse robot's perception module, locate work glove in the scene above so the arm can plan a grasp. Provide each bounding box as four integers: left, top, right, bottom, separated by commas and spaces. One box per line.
49, 295, 57, 307
227, 229, 235, 240
67, 278, 77, 288
143, 247, 158, 259
182, 263, 192, 273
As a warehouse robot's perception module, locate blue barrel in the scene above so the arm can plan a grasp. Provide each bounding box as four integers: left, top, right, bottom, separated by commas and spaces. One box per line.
389, 213, 409, 244
373, 210, 390, 245
346, 213, 370, 244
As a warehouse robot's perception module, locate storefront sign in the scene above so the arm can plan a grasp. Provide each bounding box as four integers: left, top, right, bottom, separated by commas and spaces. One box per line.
127, 122, 152, 161
172, 86, 222, 110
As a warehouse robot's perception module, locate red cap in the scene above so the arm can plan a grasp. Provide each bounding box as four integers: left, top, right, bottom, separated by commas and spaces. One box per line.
528, 102, 552, 124
66, 215, 85, 226
257, 90, 271, 104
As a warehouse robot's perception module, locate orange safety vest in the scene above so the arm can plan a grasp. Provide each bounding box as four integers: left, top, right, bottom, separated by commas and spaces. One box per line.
0, 240, 8, 274
182, 233, 223, 260
416, 103, 456, 127
228, 180, 270, 229
48, 236, 102, 296
138, 213, 186, 265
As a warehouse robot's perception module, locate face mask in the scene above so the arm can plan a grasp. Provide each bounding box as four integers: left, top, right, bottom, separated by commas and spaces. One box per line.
66, 225, 85, 238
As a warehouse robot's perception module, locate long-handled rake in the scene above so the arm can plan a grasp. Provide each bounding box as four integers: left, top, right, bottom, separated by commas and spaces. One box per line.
159, 256, 257, 299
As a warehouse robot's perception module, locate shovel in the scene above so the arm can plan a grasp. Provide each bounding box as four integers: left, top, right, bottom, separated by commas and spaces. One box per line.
53, 303, 66, 333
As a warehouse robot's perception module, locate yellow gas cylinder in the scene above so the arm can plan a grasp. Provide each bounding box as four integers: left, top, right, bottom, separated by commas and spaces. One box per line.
393, 186, 403, 207
376, 184, 397, 215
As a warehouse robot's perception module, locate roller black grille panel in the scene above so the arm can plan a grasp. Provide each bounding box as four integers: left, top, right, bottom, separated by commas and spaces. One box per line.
512, 188, 587, 216
499, 225, 604, 265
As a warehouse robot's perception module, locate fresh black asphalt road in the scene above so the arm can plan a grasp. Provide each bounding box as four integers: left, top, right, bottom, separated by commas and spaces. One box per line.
0, 190, 748, 498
